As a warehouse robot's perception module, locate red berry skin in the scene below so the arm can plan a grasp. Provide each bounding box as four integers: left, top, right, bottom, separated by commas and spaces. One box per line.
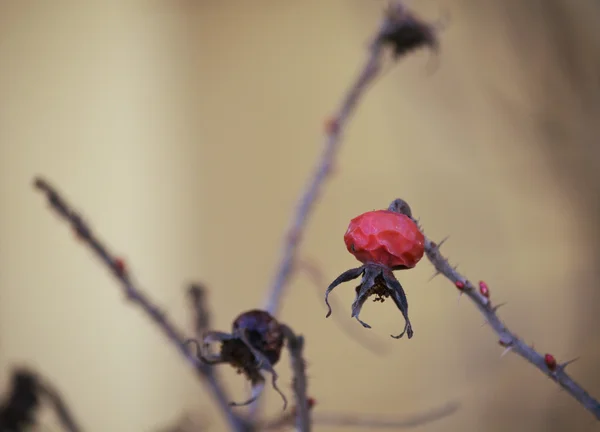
344, 210, 425, 268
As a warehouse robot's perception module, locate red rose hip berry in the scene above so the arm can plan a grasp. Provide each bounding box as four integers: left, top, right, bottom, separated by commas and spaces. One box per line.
344, 210, 425, 269
324, 199, 424, 340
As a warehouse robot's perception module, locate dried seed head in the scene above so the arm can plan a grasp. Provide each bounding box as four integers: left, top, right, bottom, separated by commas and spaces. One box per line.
232, 310, 285, 366
380, 4, 439, 60
200, 310, 288, 409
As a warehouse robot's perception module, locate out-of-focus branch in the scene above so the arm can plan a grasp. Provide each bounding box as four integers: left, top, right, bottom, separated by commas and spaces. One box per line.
422, 234, 600, 421
262, 2, 431, 316
37, 378, 82, 432
312, 401, 459, 429
260, 401, 458, 431
281, 326, 310, 432
186, 284, 251, 430
257, 1, 439, 422
0, 368, 83, 432
33, 177, 250, 432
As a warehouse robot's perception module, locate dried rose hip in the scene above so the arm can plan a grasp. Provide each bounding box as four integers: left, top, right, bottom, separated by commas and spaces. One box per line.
325, 199, 424, 339
195, 309, 288, 409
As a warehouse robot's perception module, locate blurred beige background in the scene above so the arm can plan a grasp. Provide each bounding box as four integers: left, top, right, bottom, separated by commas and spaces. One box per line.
1, 1, 600, 431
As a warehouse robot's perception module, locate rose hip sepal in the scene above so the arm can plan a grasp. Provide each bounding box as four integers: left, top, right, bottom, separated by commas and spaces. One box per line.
324, 199, 424, 339
188, 309, 289, 410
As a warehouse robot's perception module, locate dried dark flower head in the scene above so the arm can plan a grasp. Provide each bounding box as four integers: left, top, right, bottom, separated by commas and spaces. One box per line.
0, 370, 40, 431
189, 309, 289, 410
379, 2, 439, 59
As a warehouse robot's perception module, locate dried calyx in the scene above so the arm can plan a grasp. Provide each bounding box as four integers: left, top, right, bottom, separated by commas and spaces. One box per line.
378, 2, 441, 59
188, 310, 292, 410
324, 199, 425, 339
0, 370, 40, 431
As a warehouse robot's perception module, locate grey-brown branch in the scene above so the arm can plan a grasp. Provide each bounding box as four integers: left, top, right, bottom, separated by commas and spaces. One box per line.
423, 234, 600, 420
33, 177, 249, 432
282, 326, 311, 432
261, 4, 395, 317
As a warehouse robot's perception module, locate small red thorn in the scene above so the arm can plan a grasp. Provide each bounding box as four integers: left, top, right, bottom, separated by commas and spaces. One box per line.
455, 280, 465, 290
479, 280, 490, 298
307, 397, 317, 409
114, 257, 126, 276
545, 353, 557, 371
324, 117, 339, 134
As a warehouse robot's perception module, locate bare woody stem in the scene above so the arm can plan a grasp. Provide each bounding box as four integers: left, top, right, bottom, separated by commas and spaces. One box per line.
262, 10, 389, 317
32, 177, 250, 432
281, 326, 311, 432
422, 233, 600, 420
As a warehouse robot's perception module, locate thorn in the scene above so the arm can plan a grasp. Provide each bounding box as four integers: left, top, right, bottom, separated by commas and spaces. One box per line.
559, 357, 580, 371
428, 270, 441, 282
492, 302, 507, 313
457, 291, 463, 305
437, 236, 449, 249
500, 346, 513, 357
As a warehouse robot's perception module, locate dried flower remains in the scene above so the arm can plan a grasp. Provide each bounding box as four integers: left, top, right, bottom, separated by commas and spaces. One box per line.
188, 309, 296, 410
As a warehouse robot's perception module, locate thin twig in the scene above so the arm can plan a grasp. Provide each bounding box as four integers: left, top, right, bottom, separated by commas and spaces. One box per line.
262, 7, 393, 317
312, 401, 460, 429
0, 368, 83, 432
422, 234, 600, 420
257, 1, 436, 421
260, 401, 458, 431
254, 8, 388, 421
32, 177, 250, 432
281, 326, 311, 432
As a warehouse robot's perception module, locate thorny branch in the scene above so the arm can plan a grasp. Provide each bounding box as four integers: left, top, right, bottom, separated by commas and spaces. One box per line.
421, 231, 600, 420
32, 178, 250, 432
259, 400, 458, 431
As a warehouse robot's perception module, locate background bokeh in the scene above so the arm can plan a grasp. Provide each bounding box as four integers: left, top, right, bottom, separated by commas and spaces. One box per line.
1, 1, 600, 431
